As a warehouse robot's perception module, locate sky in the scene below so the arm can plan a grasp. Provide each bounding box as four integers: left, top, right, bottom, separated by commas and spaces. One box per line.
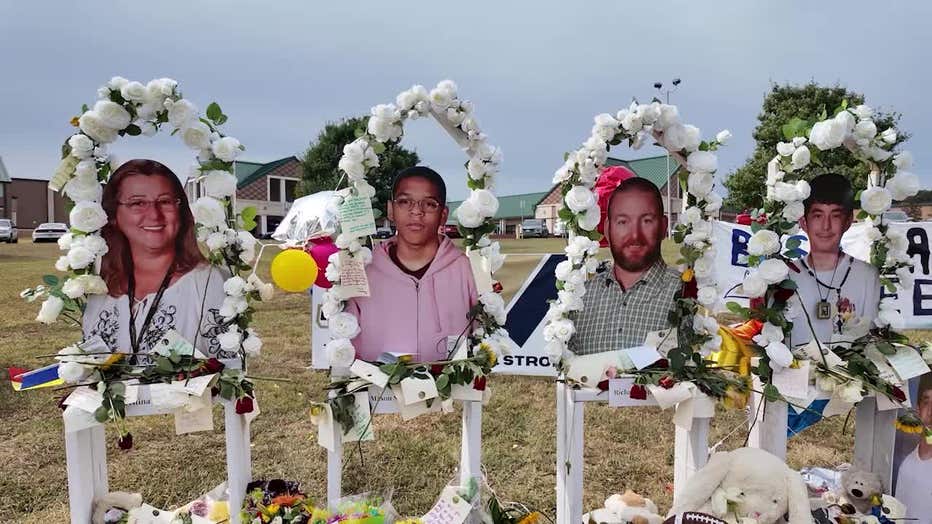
1, 1, 929, 201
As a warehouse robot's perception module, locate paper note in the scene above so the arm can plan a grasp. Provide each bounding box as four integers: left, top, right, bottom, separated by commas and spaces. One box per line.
625, 345, 663, 370
174, 397, 214, 435
338, 252, 370, 298
801, 340, 844, 368
63, 404, 101, 433
368, 386, 399, 414
78, 335, 110, 354
451, 383, 483, 402
149, 383, 190, 410
823, 396, 854, 417
886, 346, 931, 381
400, 376, 439, 404
645, 329, 678, 355
342, 391, 374, 443
63, 386, 104, 413
173, 374, 217, 397
350, 360, 389, 388
467, 250, 494, 294
315, 403, 337, 452
422, 485, 473, 524
772, 361, 811, 400
607, 377, 655, 407
338, 195, 378, 237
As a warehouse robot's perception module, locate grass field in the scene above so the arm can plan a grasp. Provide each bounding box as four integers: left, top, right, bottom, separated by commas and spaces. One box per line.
0, 238, 861, 522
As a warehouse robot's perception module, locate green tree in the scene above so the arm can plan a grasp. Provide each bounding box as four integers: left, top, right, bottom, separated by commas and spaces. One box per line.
299, 117, 420, 213
723, 83, 908, 211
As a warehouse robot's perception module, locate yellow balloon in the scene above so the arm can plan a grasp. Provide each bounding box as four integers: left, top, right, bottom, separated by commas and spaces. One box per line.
270, 249, 318, 292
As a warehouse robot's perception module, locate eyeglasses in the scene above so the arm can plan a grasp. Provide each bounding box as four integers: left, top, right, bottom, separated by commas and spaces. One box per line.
118, 197, 181, 214
393, 197, 443, 214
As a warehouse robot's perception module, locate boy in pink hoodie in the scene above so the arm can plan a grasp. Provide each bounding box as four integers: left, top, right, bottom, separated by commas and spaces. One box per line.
345, 167, 478, 362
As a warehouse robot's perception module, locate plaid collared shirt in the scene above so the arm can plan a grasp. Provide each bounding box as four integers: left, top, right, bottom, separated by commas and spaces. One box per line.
568, 260, 682, 355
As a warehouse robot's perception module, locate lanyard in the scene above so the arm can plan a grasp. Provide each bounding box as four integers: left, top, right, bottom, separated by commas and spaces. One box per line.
127, 265, 174, 363
800, 254, 853, 294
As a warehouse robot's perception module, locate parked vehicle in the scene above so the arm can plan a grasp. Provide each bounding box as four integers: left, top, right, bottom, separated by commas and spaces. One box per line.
552, 219, 567, 238
32, 222, 69, 242
374, 225, 394, 239
442, 224, 460, 238
520, 218, 549, 238
0, 219, 17, 243
882, 210, 910, 222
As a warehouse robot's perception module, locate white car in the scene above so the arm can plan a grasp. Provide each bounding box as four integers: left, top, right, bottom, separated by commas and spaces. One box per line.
32, 222, 69, 242
0, 219, 17, 243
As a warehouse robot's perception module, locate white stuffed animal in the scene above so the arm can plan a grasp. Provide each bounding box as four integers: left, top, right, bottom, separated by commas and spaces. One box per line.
92, 491, 143, 524
667, 448, 812, 524
587, 490, 664, 524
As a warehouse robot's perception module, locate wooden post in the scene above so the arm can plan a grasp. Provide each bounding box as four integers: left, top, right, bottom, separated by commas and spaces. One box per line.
460, 401, 483, 485
673, 417, 710, 500
853, 397, 897, 491
747, 383, 789, 461
327, 424, 343, 505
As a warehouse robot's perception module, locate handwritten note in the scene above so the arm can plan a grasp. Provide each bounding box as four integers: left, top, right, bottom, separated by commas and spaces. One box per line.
338, 252, 370, 298
338, 195, 378, 237
886, 346, 931, 381
645, 329, 678, 355
772, 360, 811, 400
422, 486, 473, 524
624, 345, 663, 370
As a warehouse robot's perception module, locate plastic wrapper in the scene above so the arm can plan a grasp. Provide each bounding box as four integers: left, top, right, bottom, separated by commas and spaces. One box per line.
272, 190, 340, 245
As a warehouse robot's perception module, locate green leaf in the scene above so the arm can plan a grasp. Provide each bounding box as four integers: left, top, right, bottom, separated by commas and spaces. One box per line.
763, 383, 782, 402
435, 374, 449, 391
779, 278, 798, 290
371, 141, 386, 155
726, 301, 748, 315
94, 406, 110, 423
124, 124, 141, 136
43, 275, 60, 286
354, 127, 366, 139
785, 237, 801, 250
206, 102, 223, 123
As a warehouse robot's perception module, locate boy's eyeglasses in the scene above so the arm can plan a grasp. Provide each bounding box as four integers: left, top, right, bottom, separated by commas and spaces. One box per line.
393, 197, 442, 214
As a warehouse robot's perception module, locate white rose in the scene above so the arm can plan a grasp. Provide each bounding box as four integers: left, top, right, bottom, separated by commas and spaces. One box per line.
765, 341, 793, 369
741, 272, 767, 298
467, 158, 489, 181
686, 151, 718, 174
92, 100, 131, 130
202, 170, 237, 198
681, 206, 703, 225
55, 256, 70, 272
74, 159, 97, 179
63, 174, 102, 203
67, 245, 95, 269
766, 158, 784, 186
761, 322, 785, 345
211, 136, 242, 162
81, 234, 107, 257
838, 380, 864, 404
204, 231, 226, 251
860, 186, 893, 216
796, 180, 811, 201
658, 104, 679, 129
881, 128, 897, 144
687, 171, 714, 198
455, 200, 483, 228
469, 189, 499, 217
682, 125, 702, 152
78, 112, 118, 143
809, 118, 847, 151
58, 361, 90, 384
330, 312, 360, 339
69, 201, 107, 233
886, 172, 919, 201
247, 273, 274, 301
192, 197, 226, 228
80, 275, 107, 295
704, 192, 723, 213
543, 318, 575, 343
876, 302, 904, 329
636, 103, 661, 125
167, 99, 198, 128
854, 119, 877, 140
663, 123, 688, 151
577, 205, 601, 231
716, 129, 732, 144
223, 276, 248, 297
217, 326, 242, 351
747, 230, 781, 256
893, 151, 913, 171
791, 146, 811, 171
620, 112, 642, 133
237, 231, 257, 264
870, 147, 892, 162
694, 254, 715, 281
782, 201, 805, 221
776, 142, 796, 157
58, 233, 73, 251
773, 181, 800, 203
758, 258, 789, 284
896, 266, 914, 290
242, 329, 263, 357
181, 121, 212, 150
327, 338, 356, 368
219, 296, 248, 321
119, 81, 146, 102
886, 228, 909, 255
61, 277, 86, 299
697, 286, 719, 307
853, 105, 873, 119
554, 260, 574, 281
68, 134, 95, 159
36, 295, 64, 324
565, 186, 596, 214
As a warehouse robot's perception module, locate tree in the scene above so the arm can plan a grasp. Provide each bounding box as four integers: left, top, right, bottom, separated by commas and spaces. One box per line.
723, 83, 908, 211
299, 117, 420, 214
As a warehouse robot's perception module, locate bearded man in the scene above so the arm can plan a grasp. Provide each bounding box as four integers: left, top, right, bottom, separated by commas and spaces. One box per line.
568, 177, 681, 355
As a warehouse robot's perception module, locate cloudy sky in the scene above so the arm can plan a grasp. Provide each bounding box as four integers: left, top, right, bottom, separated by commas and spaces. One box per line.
2, 1, 929, 200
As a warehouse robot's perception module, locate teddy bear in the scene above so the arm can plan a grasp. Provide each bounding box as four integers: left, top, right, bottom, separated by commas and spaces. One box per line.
837, 467, 883, 516
586, 490, 664, 524
92, 491, 143, 524
666, 447, 812, 524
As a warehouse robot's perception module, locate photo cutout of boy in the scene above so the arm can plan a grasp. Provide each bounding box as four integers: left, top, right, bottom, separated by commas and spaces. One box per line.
893, 374, 932, 523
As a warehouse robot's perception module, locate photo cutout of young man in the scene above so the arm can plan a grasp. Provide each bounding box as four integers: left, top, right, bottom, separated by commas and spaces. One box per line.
345, 166, 478, 362
893, 375, 932, 523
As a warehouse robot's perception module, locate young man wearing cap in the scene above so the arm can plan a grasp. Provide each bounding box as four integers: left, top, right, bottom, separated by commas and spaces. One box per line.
789, 173, 880, 347
345, 166, 478, 362
568, 177, 682, 355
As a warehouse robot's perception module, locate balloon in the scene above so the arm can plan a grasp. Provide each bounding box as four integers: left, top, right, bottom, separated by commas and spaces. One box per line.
270, 249, 318, 292
308, 239, 339, 289
272, 190, 340, 244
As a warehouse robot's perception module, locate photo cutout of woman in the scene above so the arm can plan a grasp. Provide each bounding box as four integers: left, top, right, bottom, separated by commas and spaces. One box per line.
83, 159, 228, 364
344, 166, 479, 362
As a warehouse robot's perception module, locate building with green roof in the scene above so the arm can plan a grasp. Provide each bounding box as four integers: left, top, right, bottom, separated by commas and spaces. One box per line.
447, 191, 549, 235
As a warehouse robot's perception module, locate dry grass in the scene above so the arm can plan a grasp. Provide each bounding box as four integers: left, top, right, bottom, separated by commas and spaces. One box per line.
0, 239, 878, 522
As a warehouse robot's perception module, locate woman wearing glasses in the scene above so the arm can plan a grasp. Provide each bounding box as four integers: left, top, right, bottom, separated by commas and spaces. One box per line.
345, 166, 478, 362
82, 159, 227, 364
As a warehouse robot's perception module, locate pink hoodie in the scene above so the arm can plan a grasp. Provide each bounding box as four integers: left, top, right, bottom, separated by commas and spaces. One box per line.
345, 236, 478, 362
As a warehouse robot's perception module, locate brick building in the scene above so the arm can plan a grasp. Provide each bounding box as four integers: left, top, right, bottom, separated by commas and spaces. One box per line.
0, 157, 68, 230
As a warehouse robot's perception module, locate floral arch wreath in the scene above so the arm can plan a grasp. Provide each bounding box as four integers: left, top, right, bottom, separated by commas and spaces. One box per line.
317, 80, 509, 430
735, 101, 920, 404
543, 102, 744, 399
23, 76, 268, 445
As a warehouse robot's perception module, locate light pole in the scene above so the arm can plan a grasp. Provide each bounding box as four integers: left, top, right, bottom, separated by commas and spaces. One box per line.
654, 78, 681, 235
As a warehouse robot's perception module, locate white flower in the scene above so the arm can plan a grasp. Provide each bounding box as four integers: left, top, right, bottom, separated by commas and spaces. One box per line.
92, 100, 131, 130
896, 266, 914, 290
686, 151, 717, 174
893, 151, 913, 171
876, 299, 904, 329
204, 231, 227, 251
63, 175, 102, 203
782, 201, 804, 222
467, 158, 489, 181
62, 277, 86, 299
747, 230, 781, 256
218, 326, 242, 351
192, 197, 226, 228
68, 134, 95, 159
715, 129, 732, 144
577, 205, 601, 231
761, 322, 785, 345
181, 121, 212, 150
838, 380, 864, 404
330, 312, 360, 339
704, 192, 723, 213
663, 123, 688, 151
886, 172, 920, 201
36, 296, 64, 324
657, 104, 679, 129
869, 147, 893, 162
565, 186, 596, 214
119, 81, 146, 102
860, 186, 893, 216
881, 128, 897, 144
741, 272, 767, 298
367, 104, 402, 142
886, 228, 909, 255
455, 200, 483, 228
78, 112, 118, 143
74, 159, 97, 179
543, 318, 575, 343
697, 286, 719, 307
69, 201, 107, 233
854, 119, 877, 140
565, 236, 599, 261
620, 111, 642, 133
687, 171, 714, 198
554, 260, 574, 281
327, 338, 356, 368
242, 329, 263, 357
138, 121, 157, 137
167, 99, 198, 128
773, 181, 801, 203
777, 142, 796, 157
67, 244, 95, 269
469, 189, 499, 217
796, 180, 811, 200
219, 296, 248, 321
694, 254, 715, 281
765, 341, 793, 369
479, 292, 507, 325
247, 273, 274, 301
212, 136, 242, 162
202, 170, 237, 199
766, 158, 784, 186
223, 276, 248, 297
58, 361, 90, 384
237, 231, 257, 264
853, 105, 873, 119
791, 146, 811, 171
758, 258, 789, 285
338, 139, 377, 181
809, 117, 848, 151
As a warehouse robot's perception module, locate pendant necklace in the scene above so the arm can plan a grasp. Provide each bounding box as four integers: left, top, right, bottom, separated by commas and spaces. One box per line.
801, 252, 852, 320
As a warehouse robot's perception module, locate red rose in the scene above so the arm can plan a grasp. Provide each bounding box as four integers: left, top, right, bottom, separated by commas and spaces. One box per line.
473, 376, 487, 391
597, 380, 609, 392
682, 277, 698, 299
204, 358, 225, 374
749, 297, 765, 310
235, 396, 254, 415
492, 281, 503, 294
430, 364, 445, 376
774, 288, 794, 303
658, 376, 676, 389
629, 384, 648, 400
117, 433, 133, 450
655, 359, 669, 369
891, 386, 907, 403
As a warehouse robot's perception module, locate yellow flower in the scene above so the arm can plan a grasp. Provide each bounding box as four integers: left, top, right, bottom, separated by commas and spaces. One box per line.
70, 116, 80, 127
681, 268, 694, 282
207, 501, 229, 522
723, 383, 750, 410
479, 342, 497, 367
264, 503, 280, 517
517, 511, 543, 524
895, 417, 924, 434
